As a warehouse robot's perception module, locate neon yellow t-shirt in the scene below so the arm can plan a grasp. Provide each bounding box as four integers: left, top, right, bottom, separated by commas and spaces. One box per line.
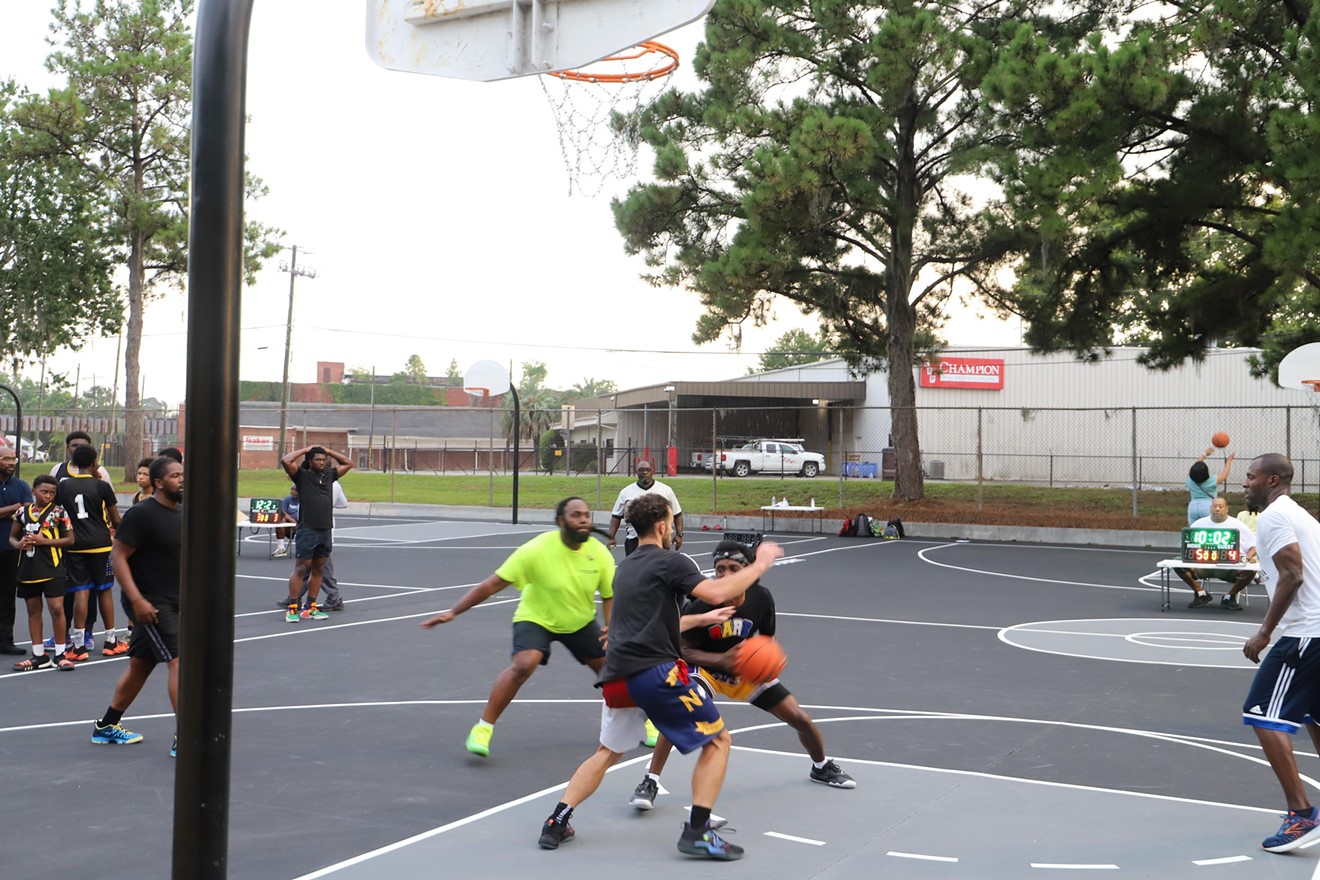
497, 531, 614, 633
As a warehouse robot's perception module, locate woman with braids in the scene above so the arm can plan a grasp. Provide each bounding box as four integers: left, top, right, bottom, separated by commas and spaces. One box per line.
422, 497, 615, 758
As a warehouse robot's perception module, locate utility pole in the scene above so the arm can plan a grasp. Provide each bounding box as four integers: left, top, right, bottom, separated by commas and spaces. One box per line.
277, 245, 317, 459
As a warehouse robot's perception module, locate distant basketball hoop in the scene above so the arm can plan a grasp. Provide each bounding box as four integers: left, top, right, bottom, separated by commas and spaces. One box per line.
539, 41, 680, 197
1279, 343, 1320, 394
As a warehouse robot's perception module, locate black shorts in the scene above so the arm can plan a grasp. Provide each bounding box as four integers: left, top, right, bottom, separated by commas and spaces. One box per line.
65, 551, 113, 592
17, 577, 64, 600
1242, 636, 1320, 734
128, 607, 180, 664
294, 528, 333, 560
512, 619, 606, 666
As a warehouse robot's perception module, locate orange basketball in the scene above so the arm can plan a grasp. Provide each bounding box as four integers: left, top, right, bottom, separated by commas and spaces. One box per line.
733, 635, 787, 683
1212, 431, 1230, 449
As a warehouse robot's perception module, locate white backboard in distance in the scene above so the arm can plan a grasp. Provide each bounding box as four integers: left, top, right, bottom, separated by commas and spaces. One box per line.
366, 0, 715, 82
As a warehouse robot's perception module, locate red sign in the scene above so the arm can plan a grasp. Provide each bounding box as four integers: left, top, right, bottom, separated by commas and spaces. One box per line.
920, 357, 1005, 390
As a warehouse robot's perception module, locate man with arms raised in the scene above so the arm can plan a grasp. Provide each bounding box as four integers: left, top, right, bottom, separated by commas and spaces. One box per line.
280, 445, 352, 622
1240, 453, 1320, 852
537, 493, 783, 860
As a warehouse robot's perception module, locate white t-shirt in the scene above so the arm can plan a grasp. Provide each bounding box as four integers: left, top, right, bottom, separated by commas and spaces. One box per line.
1256, 494, 1320, 637
51, 461, 113, 483
1188, 514, 1258, 558
611, 480, 682, 540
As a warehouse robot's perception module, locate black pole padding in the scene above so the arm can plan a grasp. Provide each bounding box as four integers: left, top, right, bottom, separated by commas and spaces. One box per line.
511, 385, 520, 525
0, 385, 21, 479
172, 1, 254, 877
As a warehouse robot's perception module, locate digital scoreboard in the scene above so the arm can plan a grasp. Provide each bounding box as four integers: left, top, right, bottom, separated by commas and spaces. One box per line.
249, 498, 283, 524
1180, 527, 1242, 564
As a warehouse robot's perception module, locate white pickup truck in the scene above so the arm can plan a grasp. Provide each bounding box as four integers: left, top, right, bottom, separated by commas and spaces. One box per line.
716, 440, 825, 478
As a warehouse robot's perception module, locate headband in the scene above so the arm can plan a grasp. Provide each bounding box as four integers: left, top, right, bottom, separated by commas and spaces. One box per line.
712, 547, 750, 566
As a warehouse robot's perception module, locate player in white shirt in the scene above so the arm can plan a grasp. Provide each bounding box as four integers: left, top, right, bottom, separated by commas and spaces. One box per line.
607, 461, 683, 556
1176, 497, 1259, 610
1240, 453, 1320, 852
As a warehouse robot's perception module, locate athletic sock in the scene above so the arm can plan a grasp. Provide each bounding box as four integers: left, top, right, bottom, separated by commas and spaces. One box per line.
99, 707, 124, 728
550, 802, 573, 825
53, 642, 63, 657
647, 772, 661, 783
813, 758, 829, 769
1301, 806, 1319, 820
689, 806, 712, 830
476, 720, 494, 731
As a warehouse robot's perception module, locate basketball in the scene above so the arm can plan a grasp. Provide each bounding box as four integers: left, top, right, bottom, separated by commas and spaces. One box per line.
1212, 431, 1230, 449
734, 634, 787, 683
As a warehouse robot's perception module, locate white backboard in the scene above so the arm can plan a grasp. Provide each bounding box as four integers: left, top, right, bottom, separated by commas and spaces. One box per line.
366, 0, 715, 82
1279, 343, 1320, 392
464, 360, 512, 396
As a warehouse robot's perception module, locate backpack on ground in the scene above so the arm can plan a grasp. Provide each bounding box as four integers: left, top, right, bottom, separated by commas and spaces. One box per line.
850, 513, 873, 537
837, 517, 853, 537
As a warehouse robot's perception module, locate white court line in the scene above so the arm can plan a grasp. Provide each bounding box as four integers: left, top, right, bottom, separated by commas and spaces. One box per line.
888, 851, 958, 862
1193, 855, 1252, 865
1029, 863, 1118, 870
918, 543, 1155, 592
764, 831, 827, 846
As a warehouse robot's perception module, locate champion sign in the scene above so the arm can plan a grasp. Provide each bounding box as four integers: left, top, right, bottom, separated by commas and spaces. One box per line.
919, 357, 1005, 390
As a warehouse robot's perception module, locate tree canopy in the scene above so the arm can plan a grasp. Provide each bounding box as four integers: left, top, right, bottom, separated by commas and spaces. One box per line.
755, 328, 836, 372
989, 0, 1320, 380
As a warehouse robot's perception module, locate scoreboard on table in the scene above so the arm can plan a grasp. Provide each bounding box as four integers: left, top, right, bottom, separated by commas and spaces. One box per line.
249, 498, 283, 524
1180, 527, 1242, 564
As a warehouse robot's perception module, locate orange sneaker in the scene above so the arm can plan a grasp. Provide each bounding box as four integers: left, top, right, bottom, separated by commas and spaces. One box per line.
103, 639, 129, 656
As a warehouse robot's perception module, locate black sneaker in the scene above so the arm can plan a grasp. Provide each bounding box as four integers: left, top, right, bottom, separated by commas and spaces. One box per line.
1188, 592, 1213, 608
677, 823, 743, 860
1221, 596, 1244, 611
321, 600, 345, 612
809, 759, 857, 789
630, 776, 659, 810
538, 818, 575, 850
13, 653, 52, 672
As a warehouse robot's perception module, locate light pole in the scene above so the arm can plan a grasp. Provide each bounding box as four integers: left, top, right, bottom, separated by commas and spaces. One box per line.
664, 384, 676, 477
277, 245, 316, 459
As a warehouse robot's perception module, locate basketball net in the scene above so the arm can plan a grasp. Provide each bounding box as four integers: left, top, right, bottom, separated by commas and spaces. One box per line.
539, 41, 679, 197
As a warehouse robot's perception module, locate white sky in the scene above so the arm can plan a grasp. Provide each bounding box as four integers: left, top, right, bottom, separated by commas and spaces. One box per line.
0, 1, 1018, 405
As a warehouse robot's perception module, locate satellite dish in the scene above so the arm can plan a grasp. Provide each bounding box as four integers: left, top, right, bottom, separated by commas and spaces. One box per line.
463, 360, 512, 398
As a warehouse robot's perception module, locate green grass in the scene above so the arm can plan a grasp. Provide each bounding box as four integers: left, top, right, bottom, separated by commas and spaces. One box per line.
223, 469, 1309, 527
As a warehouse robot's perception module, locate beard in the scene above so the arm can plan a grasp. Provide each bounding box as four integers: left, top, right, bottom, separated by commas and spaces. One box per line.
160, 486, 183, 504
563, 527, 590, 546
637, 477, 654, 489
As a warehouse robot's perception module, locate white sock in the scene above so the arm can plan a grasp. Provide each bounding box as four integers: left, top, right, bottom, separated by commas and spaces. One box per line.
476, 720, 494, 730
647, 772, 661, 783
813, 758, 830, 769
53, 643, 63, 657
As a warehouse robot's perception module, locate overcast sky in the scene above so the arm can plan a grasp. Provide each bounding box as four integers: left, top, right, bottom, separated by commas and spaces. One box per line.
1, 1, 1018, 405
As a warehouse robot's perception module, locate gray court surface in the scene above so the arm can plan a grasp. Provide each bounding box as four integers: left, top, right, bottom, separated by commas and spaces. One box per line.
3, 518, 1320, 879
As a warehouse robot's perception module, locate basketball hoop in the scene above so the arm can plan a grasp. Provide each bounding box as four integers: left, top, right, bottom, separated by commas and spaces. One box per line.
539, 41, 680, 197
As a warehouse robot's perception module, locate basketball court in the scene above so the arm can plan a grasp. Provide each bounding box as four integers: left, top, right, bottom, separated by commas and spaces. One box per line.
2, 515, 1318, 878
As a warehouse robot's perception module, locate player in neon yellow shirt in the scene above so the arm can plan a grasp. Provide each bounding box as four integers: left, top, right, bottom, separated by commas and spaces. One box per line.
422, 497, 614, 757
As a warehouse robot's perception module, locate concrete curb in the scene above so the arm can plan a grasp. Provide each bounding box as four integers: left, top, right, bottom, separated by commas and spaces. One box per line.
228, 498, 1177, 552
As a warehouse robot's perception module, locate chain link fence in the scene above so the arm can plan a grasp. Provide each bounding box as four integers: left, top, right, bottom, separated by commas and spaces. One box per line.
8, 402, 1315, 517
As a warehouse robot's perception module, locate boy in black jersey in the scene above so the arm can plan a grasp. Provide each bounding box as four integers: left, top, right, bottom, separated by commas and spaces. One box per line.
55, 445, 125, 660
9, 476, 75, 671
91, 458, 183, 750
629, 540, 855, 812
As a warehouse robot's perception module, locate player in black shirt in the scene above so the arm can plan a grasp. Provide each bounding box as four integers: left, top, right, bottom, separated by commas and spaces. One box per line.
280, 445, 352, 621
538, 493, 783, 861
91, 457, 183, 750
629, 539, 855, 811
10, 476, 75, 671
55, 444, 125, 659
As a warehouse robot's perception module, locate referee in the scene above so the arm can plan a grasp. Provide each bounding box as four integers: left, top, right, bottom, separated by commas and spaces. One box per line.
90, 457, 183, 753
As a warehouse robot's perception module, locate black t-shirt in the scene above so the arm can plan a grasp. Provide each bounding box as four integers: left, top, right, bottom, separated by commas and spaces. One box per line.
115, 497, 182, 610
682, 582, 776, 653
291, 466, 337, 530
599, 545, 707, 682
56, 474, 117, 552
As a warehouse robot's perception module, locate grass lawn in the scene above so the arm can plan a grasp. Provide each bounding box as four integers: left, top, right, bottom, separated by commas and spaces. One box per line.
198, 469, 1309, 532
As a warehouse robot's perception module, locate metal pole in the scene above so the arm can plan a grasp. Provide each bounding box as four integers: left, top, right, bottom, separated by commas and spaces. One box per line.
711, 408, 718, 514
0, 384, 21, 478
976, 407, 983, 511
277, 246, 296, 459
390, 408, 397, 503
596, 410, 603, 511
511, 385, 520, 524
174, 1, 252, 875
1131, 407, 1138, 518
837, 407, 844, 511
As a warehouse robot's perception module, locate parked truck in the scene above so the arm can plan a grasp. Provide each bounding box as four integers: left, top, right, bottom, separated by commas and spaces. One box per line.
715, 439, 825, 478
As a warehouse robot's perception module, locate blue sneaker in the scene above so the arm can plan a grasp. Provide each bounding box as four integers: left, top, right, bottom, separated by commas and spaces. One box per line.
91, 722, 143, 745
1263, 810, 1320, 852
677, 824, 743, 860
83, 630, 94, 650
42, 636, 55, 650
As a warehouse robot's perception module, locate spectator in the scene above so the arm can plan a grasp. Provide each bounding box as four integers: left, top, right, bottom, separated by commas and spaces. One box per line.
279, 445, 352, 621
0, 445, 33, 655
608, 461, 683, 555
1187, 447, 1235, 525
131, 457, 155, 505
1175, 497, 1258, 610
10, 475, 75, 671
50, 431, 112, 483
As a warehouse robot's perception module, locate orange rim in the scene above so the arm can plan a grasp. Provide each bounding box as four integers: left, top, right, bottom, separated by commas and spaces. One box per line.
548, 40, 679, 83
